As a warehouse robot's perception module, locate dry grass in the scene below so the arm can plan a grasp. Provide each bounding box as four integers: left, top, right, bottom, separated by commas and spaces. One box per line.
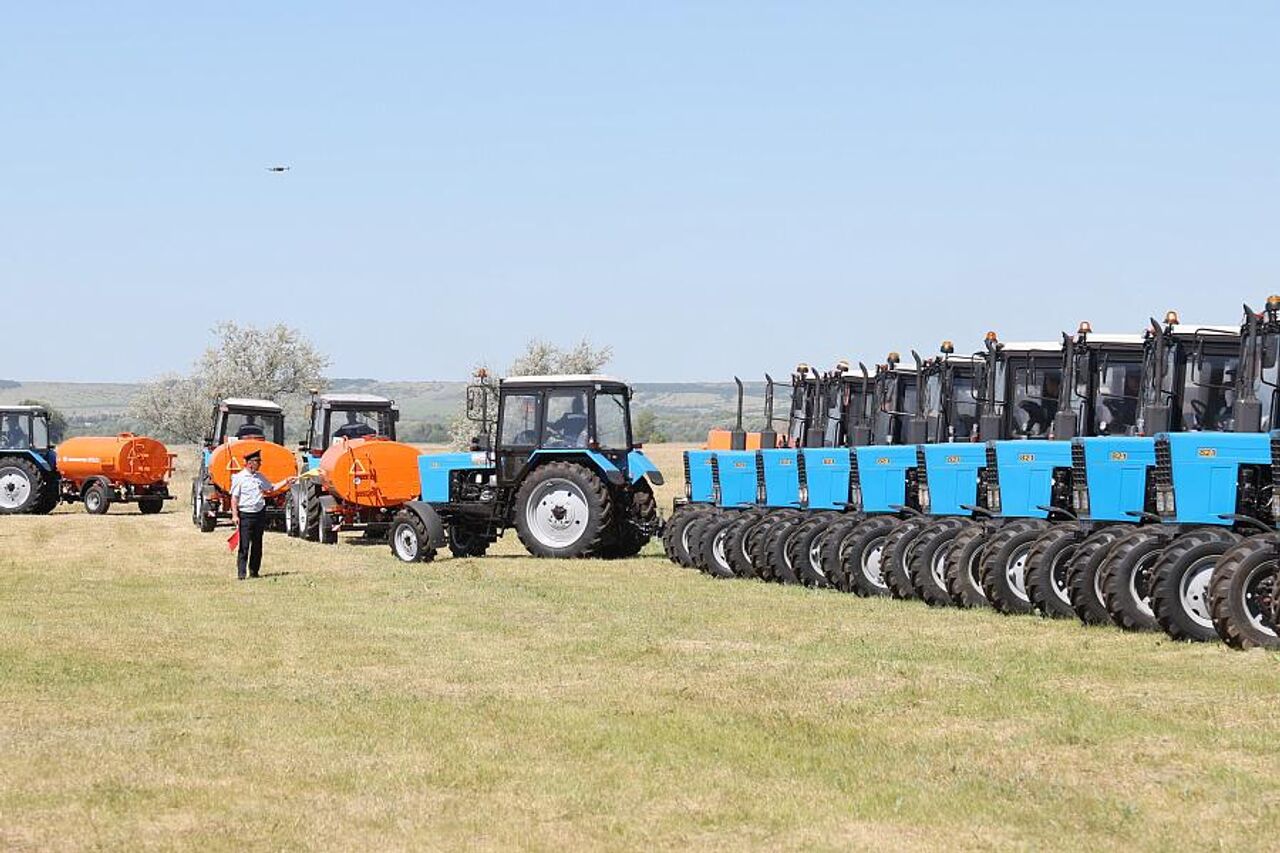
1, 444, 1278, 850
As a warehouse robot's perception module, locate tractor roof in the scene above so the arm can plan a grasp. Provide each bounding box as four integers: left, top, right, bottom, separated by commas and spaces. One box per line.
997, 341, 1063, 353
501, 374, 627, 386
318, 393, 395, 407
0, 404, 45, 413
221, 398, 283, 413
1081, 333, 1146, 346
1168, 324, 1240, 339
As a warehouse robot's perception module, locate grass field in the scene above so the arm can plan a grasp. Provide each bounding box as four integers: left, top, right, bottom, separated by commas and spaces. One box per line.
2, 444, 1279, 850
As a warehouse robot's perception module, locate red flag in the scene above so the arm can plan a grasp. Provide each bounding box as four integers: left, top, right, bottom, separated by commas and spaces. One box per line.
227, 529, 240, 552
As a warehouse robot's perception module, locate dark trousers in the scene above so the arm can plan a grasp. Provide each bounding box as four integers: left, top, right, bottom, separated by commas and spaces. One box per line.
237, 511, 267, 578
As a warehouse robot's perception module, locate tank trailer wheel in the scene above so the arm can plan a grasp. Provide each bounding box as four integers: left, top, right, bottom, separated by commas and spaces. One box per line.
906, 518, 967, 606
514, 462, 613, 559
0, 459, 41, 515
944, 521, 991, 608
1024, 523, 1081, 619
82, 482, 112, 515
840, 516, 899, 598
1151, 528, 1241, 642
389, 510, 438, 563
138, 497, 164, 515
1210, 534, 1280, 650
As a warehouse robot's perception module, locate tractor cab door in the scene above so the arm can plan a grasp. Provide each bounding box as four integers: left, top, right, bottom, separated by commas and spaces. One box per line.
590, 387, 632, 469
1001, 353, 1063, 439
0, 411, 31, 451
1085, 347, 1145, 436
496, 389, 543, 485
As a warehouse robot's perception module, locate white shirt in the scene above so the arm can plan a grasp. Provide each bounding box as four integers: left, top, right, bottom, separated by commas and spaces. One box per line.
229, 469, 274, 513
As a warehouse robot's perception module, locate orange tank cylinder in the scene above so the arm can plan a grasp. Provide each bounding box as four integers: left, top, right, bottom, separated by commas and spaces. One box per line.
208, 438, 297, 494
56, 434, 175, 486
319, 437, 422, 508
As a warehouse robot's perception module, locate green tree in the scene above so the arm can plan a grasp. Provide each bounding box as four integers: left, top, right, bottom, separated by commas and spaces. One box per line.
632, 409, 669, 444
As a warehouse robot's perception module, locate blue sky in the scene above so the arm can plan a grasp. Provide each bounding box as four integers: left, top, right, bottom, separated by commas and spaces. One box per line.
5, 2, 1277, 382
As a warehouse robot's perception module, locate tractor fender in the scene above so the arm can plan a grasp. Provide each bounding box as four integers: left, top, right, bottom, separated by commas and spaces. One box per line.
528, 449, 625, 486
16, 449, 56, 473
626, 449, 664, 486
80, 475, 113, 495
400, 501, 448, 548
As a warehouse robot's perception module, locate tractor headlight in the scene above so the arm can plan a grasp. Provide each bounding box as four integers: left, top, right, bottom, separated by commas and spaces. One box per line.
849, 484, 862, 511
685, 480, 692, 500
757, 483, 767, 504
798, 485, 809, 508
988, 484, 1001, 512
918, 483, 931, 513
1073, 484, 1089, 514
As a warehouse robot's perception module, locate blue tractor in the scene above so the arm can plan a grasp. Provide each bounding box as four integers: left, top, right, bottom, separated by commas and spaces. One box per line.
0, 405, 60, 515
1030, 313, 1242, 634
386, 373, 663, 562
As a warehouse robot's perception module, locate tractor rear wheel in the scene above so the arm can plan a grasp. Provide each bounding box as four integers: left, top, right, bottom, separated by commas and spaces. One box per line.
389, 510, 437, 563
787, 513, 838, 588
980, 520, 1049, 615
882, 516, 929, 600
514, 462, 613, 558
700, 513, 741, 579
907, 518, 967, 606
449, 524, 492, 558
0, 459, 42, 515
945, 521, 990, 608
724, 512, 766, 579
1100, 527, 1171, 631
840, 516, 898, 597
138, 497, 164, 515
819, 515, 865, 592
1024, 523, 1081, 619
1151, 528, 1241, 642
661, 505, 700, 567
1210, 534, 1280, 650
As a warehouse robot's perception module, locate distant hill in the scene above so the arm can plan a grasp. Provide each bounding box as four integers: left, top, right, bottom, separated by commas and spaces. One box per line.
0, 379, 780, 442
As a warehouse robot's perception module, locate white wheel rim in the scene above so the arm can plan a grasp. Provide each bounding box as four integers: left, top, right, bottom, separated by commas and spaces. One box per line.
1242, 561, 1278, 637
1179, 557, 1215, 628
809, 536, 826, 578
394, 524, 419, 560
931, 546, 950, 591
86, 491, 101, 511
526, 478, 590, 548
712, 527, 730, 571
967, 548, 986, 599
1094, 560, 1106, 607
861, 536, 889, 590
1130, 552, 1159, 619
1050, 548, 1073, 605
0, 469, 32, 509
1006, 544, 1031, 602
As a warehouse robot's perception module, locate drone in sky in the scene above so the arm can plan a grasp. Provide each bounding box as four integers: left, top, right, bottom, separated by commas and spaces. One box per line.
265, 165, 291, 173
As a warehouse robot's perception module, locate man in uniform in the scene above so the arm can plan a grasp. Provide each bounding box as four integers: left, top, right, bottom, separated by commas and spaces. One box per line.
229, 449, 294, 579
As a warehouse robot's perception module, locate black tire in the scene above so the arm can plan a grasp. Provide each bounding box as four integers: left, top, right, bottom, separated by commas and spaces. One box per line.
191, 478, 201, 526
749, 512, 797, 582
761, 517, 803, 584
389, 509, 438, 563
662, 505, 702, 568
724, 511, 766, 578
138, 497, 164, 515
1066, 527, 1130, 625
301, 482, 322, 542
686, 509, 725, 573
786, 513, 839, 588
1100, 527, 1172, 631
907, 518, 967, 606
82, 482, 112, 515
601, 486, 657, 559
840, 516, 899, 597
515, 462, 614, 559
1210, 534, 1280, 650
819, 515, 865, 592
882, 516, 931, 599
699, 512, 742, 579
448, 524, 492, 558
980, 520, 1049, 615
32, 478, 60, 515
1151, 528, 1241, 642
0, 458, 43, 515
945, 521, 990, 608
1024, 523, 1081, 619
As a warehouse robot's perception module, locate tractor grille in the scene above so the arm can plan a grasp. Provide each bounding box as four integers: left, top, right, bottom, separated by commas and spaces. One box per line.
983, 444, 999, 491
1271, 434, 1280, 521
755, 451, 766, 491
710, 454, 721, 503
682, 452, 691, 498
796, 450, 807, 485
916, 446, 928, 487
1154, 438, 1173, 493
849, 449, 860, 488
1071, 443, 1087, 490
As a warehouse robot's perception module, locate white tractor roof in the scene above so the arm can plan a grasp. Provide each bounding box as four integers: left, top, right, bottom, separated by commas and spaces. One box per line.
501, 374, 627, 385
1082, 333, 1146, 345
0, 404, 45, 412
222, 398, 283, 412
320, 393, 394, 406
1169, 324, 1239, 337
998, 341, 1063, 352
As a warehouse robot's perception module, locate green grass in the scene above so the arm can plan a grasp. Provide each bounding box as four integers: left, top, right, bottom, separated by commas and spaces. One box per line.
2, 445, 1279, 850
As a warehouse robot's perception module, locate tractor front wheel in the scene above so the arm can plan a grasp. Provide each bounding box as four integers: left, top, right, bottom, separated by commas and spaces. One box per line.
1024, 523, 1080, 619
661, 505, 701, 567
944, 521, 990, 608
1100, 527, 1171, 631
449, 524, 492, 558
0, 459, 42, 515
1151, 528, 1241, 642
389, 510, 437, 563
514, 462, 613, 558
1210, 534, 1280, 650
907, 518, 967, 606
840, 516, 898, 598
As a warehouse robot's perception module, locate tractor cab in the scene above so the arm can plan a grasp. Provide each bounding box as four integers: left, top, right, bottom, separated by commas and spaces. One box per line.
910, 343, 981, 445
869, 355, 919, 445
207, 399, 285, 448
300, 393, 399, 466
1140, 314, 1244, 435
0, 404, 59, 515
975, 337, 1065, 442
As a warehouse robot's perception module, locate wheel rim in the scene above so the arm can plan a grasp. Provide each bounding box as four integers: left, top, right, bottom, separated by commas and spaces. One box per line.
861, 535, 889, 590
808, 535, 826, 579
1241, 560, 1278, 637
1093, 557, 1106, 606
930, 545, 950, 591
86, 491, 100, 512
1006, 543, 1032, 602
0, 468, 32, 510
1050, 547, 1074, 605
1179, 556, 1216, 628
526, 478, 591, 548
741, 524, 757, 564
1130, 551, 1160, 619
681, 520, 693, 555
712, 527, 730, 571
967, 547, 986, 599
394, 524, 419, 560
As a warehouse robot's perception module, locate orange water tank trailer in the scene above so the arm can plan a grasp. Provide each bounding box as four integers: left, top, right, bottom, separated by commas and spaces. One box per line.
318, 436, 422, 508
56, 434, 175, 487
207, 437, 298, 495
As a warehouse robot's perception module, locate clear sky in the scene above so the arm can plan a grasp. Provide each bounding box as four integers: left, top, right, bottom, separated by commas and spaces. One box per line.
5, 2, 1277, 382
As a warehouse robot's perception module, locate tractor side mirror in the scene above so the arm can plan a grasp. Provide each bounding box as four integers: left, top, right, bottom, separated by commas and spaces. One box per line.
466, 386, 487, 422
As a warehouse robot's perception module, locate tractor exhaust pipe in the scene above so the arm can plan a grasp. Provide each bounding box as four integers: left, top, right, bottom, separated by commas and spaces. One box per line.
1234, 304, 1263, 432
847, 362, 872, 447
805, 366, 825, 447
760, 374, 778, 450
1052, 327, 1080, 439
731, 376, 747, 450
1142, 316, 1172, 436
978, 332, 1003, 441
905, 350, 928, 444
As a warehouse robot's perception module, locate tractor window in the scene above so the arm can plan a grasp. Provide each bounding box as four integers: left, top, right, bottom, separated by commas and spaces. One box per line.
1182, 352, 1237, 431
1008, 361, 1061, 438
31, 416, 49, 450
0, 414, 29, 449
500, 393, 542, 447
225, 412, 284, 444
1258, 332, 1280, 430
329, 409, 392, 443
595, 391, 629, 449
543, 391, 589, 448
1094, 358, 1142, 435
950, 373, 978, 440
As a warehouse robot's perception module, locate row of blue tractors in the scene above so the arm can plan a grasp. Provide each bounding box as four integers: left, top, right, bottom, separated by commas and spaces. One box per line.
662, 297, 1280, 651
